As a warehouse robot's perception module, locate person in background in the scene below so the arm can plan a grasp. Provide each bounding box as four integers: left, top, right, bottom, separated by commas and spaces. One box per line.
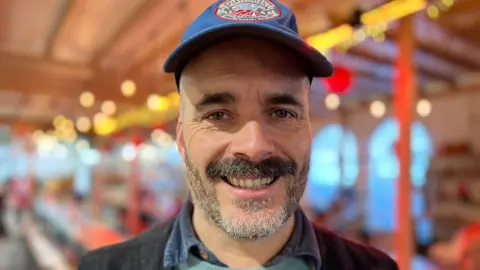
9, 178, 30, 225
79, 1, 399, 269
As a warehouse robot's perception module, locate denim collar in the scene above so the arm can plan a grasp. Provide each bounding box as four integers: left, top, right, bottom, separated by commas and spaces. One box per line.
163, 199, 321, 269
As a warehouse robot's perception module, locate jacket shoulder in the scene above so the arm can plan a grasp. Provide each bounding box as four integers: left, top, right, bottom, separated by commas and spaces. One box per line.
315, 226, 399, 270
78, 219, 174, 270
342, 237, 399, 270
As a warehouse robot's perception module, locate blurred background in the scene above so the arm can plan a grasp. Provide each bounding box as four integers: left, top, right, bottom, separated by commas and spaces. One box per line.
0, 0, 479, 269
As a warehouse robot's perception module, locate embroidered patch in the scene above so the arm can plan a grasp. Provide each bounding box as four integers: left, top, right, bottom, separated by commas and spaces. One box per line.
215, 0, 281, 21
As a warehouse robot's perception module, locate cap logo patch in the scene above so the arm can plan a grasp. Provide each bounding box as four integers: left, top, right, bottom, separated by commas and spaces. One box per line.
215, 0, 281, 22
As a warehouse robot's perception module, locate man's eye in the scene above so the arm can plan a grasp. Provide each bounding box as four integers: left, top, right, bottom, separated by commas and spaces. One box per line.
272, 109, 295, 119
207, 112, 229, 121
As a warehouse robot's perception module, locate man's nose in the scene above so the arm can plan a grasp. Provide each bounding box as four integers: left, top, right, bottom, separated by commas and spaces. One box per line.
230, 121, 274, 163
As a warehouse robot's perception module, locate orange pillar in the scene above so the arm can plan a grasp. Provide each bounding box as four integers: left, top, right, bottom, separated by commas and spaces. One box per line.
394, 15, 416, 270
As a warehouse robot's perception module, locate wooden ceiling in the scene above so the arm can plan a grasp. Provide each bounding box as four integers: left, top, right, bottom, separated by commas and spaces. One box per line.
0, 0, 479, 123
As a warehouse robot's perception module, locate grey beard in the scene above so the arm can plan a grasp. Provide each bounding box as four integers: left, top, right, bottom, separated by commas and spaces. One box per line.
184, 152, 309, 240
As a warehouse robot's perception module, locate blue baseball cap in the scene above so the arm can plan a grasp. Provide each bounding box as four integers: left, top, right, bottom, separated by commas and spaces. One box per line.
163, 0, 333, 88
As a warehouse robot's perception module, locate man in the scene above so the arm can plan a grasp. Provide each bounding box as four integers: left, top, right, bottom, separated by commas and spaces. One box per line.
79, 1, 399, 269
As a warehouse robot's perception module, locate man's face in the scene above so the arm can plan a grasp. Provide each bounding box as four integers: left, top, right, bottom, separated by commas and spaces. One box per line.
177, 38, 312, 240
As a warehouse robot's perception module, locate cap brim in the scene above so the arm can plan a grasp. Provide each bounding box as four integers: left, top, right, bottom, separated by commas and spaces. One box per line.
163, 23, 333, 78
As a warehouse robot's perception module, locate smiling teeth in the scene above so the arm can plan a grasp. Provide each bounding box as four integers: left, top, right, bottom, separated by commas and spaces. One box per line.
228, 177, 274, 189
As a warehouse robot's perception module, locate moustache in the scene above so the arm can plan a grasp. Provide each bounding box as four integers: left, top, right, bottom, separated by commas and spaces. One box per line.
206, 157, 297, 180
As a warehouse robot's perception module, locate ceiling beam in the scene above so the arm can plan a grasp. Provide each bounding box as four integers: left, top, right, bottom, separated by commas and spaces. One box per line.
349, 39, 464, 82
97, 0, 177, 72
324, 82, 480, 118
0, 0, 12, 42
331, 51, 432, 85
310, 72, 394, 116
439, 0, 480, 15
353, 0, 480, 69
300, 0, 480, 76
126, 22, 183, 76
413, 15, 480, 70
0, 53, 94, 80
92, 0, 163, 66
122, 0, 219, 77
45, 0, 74, 58
0, 89, 94, 125
0, 53, 177, 103
87, 72, 176, 103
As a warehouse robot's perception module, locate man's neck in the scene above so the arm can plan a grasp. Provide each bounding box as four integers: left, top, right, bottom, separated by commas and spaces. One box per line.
192, 208, 295, 268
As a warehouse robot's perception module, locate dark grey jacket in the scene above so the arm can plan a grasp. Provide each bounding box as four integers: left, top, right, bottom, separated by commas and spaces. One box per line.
78, 219, 399, 270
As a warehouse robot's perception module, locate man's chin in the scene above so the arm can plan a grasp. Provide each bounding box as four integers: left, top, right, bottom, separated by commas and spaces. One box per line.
224, 209, 275, 224
212, 205, 290, 240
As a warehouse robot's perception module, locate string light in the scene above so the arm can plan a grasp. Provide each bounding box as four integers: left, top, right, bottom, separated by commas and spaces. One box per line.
53, 115, 66, 127
76, 117, 92, 133
101, 100, 117, 116
147, 94, 169, 112
427, 5, 440, 19
353, 29, 367, 42
151, 129, 174, 148
92, 111, 117, 135
147, 94, 160, 110
427, 0, 455, 20
373, 32, 386, 42
416, 98, 432, 117
324, 93, 340, 110
121, 80, 136, 97
80, 91, 95, 108
168, 92, 181, 108
76, 139, 90, 152
59, 119, 75, 133
63, 129, 78, 143
93, 112, 107, 124
370, 100, 386, 118
442, 0, 454, 7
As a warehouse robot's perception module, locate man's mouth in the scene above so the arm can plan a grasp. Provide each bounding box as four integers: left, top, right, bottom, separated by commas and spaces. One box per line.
220, 176, 279, 189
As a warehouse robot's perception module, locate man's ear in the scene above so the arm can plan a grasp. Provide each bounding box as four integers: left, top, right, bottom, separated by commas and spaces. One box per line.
176, 118, 186, 163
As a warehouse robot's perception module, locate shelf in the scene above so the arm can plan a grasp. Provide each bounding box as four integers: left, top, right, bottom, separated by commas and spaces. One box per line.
426, 152, 480, 241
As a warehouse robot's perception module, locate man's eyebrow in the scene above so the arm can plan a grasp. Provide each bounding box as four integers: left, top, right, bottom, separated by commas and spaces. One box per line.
194, 92, 236, 111
265, 93, 304, 110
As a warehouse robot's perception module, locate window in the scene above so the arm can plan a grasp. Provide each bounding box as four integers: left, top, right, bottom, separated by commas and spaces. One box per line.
367, 118, 433, 243
307, 124, 359, 211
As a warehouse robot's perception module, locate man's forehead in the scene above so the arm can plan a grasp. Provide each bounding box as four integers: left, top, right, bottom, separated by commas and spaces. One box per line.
181, 84, 308, 113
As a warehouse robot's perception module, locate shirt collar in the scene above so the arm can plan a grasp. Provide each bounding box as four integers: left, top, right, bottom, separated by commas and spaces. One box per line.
163, 199, 321, 269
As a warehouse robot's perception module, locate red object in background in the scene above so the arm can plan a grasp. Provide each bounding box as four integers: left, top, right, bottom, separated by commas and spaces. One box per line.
131, 133, 143, 147
110, 131, 127, 145
458, 183, 471, 202
76, 224, 125, 251
151, 123, 164, 131
438, 142, 471, 156
99, 142, 112, 152
324, 65, 353, 94
9, 178, 31, 210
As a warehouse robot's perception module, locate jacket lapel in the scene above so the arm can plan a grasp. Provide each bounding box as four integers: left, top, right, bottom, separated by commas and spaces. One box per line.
314, 225, 353, 270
